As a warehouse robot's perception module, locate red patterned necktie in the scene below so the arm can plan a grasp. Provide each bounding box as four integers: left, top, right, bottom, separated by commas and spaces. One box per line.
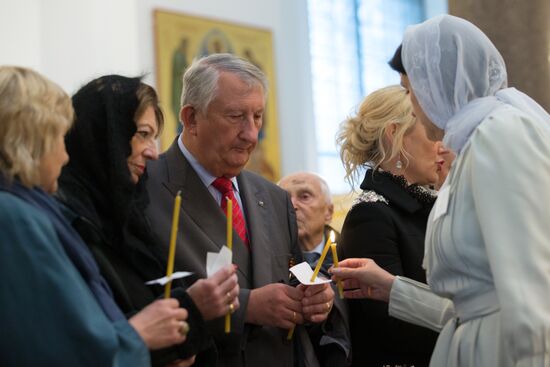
212, 177, 250, 249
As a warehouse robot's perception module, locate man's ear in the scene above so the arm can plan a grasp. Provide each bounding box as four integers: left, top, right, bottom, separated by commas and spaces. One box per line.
181, 105, 198, 135
325, 203, 334, 224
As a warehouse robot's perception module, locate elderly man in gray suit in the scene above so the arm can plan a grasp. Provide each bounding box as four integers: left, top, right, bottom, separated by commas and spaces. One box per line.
144, 53, 334, 367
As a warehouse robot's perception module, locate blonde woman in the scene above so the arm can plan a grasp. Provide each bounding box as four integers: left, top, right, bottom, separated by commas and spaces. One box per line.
336, 85, 445, 367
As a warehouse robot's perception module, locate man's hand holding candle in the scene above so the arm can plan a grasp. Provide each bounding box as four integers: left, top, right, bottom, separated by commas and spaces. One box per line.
186, 264, 240, 321
299, 283, 335, 323
245, 283, 305, 329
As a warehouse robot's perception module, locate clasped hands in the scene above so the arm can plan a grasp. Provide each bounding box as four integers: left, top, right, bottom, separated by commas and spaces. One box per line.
246, 282, 335, 329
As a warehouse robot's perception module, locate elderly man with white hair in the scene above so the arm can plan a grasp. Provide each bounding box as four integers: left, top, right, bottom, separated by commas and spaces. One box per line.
279, 172, 351, 367
279, 172, 340, 262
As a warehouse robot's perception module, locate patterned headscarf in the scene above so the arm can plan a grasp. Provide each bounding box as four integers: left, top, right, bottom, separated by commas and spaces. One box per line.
402, 15, 549, 152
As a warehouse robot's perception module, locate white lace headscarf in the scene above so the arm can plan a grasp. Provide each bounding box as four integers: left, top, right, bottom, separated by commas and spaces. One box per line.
402, 15, 549, 152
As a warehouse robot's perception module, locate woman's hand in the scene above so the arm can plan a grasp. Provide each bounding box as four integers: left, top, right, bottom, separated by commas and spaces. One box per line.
129, 298, 188, 350
330, 258, 396, 302
186, 264, 240, 320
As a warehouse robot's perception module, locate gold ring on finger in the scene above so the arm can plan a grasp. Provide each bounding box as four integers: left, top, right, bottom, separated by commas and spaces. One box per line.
326, 302, 331, 312
229, 302, 235, 314
367, 287, 372, 297
179, 321, 189, 336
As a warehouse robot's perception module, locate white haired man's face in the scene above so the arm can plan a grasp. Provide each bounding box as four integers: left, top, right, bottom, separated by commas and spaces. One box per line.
279, 173, 333, 248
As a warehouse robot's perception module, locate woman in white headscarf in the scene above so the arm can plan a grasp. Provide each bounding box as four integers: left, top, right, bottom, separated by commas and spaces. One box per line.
331, 14, 550, 366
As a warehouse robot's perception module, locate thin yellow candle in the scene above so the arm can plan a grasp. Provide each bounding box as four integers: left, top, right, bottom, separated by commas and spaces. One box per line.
225, 197, 233, 333
331, 242, 344, 299
226, 197, 233, 250
287, 327, 295, 340
164, 191, 182, 299
310, 230, 335, 282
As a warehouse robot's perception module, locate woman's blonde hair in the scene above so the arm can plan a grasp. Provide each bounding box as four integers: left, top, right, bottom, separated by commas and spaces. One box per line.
0, 66, 74, 187
337, 85, 415, 187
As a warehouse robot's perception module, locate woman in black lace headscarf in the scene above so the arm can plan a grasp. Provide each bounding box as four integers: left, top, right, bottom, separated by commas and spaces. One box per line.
336, 85, 445, 367
57, 75, 239, 367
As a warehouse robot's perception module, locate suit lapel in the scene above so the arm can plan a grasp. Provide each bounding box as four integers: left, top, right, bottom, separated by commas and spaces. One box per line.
238, 172, 273, 288
162, 142, 251, 284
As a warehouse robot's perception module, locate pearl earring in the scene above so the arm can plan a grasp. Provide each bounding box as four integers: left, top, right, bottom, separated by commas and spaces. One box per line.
396, 160, 403, 170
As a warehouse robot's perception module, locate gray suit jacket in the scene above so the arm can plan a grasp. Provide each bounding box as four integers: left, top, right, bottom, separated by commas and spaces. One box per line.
144, 141, 315, 367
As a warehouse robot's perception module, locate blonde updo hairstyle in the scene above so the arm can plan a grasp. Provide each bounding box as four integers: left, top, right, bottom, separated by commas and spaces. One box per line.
0, 66, 74, 187
337, 85, 415, 187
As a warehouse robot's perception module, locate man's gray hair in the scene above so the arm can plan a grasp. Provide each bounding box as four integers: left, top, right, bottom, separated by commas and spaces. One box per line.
180, 53, 268, 114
